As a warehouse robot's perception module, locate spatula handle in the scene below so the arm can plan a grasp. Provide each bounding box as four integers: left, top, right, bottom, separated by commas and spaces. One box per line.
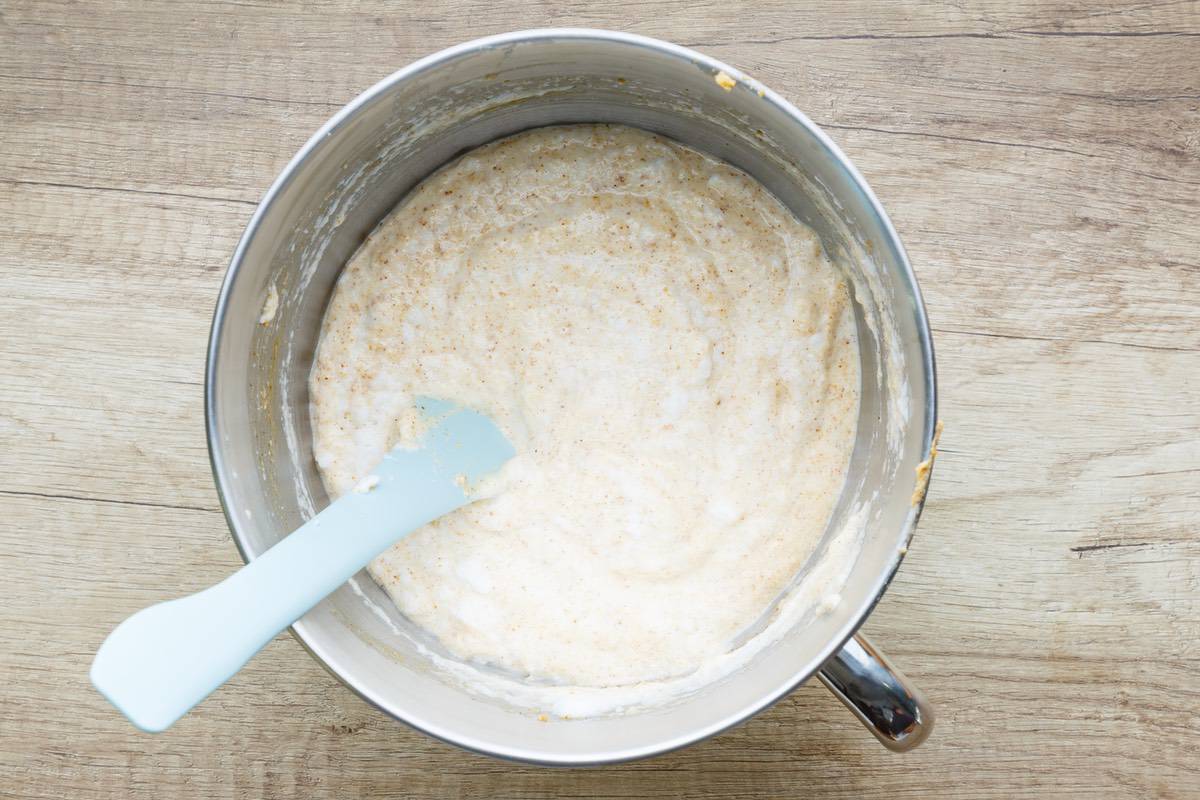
90, 447, 468, 732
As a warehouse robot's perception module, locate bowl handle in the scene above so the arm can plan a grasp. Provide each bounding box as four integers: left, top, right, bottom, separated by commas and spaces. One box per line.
817, 633, 934, 751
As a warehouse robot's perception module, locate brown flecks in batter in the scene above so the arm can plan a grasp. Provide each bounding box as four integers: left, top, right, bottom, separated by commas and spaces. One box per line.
310, 124, 860, 698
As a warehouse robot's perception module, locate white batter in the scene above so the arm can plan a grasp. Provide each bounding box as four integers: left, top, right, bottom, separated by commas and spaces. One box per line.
310, 125, 859, 700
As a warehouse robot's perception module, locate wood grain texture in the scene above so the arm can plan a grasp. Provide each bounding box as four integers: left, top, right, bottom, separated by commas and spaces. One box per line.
2, 1, 1198, 797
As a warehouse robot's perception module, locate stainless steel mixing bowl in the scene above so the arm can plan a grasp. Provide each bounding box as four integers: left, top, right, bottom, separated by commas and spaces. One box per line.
206, 29, 938, 764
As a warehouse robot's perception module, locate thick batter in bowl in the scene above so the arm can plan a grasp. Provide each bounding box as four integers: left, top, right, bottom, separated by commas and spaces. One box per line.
206, 29, 936, 763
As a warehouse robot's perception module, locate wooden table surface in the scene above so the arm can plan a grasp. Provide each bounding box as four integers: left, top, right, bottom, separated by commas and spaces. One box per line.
3, 1, 1198, 797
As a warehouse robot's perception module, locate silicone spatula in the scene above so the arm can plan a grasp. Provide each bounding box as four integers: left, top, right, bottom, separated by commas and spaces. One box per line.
91, 398, 514, 732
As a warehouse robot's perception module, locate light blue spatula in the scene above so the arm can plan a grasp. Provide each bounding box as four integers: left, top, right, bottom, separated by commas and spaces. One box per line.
91, 398, 514, 733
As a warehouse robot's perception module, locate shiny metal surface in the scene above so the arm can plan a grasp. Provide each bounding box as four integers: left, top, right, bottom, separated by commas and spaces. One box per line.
206, 28, 938, 764
818, 634, 934, 752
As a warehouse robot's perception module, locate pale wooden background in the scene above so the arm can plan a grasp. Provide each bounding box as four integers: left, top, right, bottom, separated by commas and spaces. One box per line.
2, 1, 1198, 797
